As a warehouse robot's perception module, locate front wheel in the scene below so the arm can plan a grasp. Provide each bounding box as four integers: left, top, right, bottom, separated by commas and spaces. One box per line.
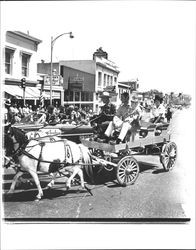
116, 156, 139, 186
160, 142, 177, 171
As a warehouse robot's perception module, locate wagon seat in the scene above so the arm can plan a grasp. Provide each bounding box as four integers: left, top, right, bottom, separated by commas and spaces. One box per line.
125, 120, 170, 141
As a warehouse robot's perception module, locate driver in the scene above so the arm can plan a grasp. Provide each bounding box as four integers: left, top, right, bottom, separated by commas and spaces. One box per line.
91, 91, 116, 139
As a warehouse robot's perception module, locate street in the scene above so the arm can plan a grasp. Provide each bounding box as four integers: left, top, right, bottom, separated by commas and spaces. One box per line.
2, 107, 194, 220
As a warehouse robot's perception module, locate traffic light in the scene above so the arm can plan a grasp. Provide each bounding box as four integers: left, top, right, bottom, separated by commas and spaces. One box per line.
21, 78, 26, 88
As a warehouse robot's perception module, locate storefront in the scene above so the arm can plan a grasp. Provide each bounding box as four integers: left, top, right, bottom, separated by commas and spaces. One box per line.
4, 83, 41, 107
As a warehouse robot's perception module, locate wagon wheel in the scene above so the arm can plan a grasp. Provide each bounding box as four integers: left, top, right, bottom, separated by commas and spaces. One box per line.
116, 156, 139, 186
160, 142, 177, 171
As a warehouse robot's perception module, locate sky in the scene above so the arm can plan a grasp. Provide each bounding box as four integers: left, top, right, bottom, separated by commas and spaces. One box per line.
1, 1, 196, 95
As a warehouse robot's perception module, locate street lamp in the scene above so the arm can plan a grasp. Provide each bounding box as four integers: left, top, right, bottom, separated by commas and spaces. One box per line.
50, 32, 74, 105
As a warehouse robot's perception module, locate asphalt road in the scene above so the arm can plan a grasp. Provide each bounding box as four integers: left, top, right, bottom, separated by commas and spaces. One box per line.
2, 107, 194, 221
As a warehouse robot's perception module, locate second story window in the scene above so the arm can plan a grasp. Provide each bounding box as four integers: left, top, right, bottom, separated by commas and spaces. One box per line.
107, 75, 109, 86
5, 48, 14, 75
114, 77, 117, 85
98, 72, 102, 86
111, 76, 113, 85
21, 53, 31, 77
104, 74, 106, 87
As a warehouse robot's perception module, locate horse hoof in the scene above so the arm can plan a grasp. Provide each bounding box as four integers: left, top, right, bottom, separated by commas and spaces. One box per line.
35, 196, 42, 201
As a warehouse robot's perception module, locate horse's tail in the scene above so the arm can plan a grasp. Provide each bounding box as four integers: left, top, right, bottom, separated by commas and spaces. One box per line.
78, 144, 94, 182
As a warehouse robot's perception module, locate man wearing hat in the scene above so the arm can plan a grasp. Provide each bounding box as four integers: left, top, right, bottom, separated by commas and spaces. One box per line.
99, 91, 116, 122
104, 93, 142, 144
150, 95, 166, 123
91, 91, 116, 137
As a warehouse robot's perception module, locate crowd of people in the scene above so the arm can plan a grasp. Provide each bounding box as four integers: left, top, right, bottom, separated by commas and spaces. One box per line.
3, 90, 188, 129
3, 89, 191, 146
3, 99, 95, 125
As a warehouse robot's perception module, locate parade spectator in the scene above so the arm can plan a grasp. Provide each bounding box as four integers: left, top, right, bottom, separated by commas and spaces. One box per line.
46, 105, 59, 124
3, 99, 11, 124
71, 106, 81, 124
22, 104, 30, 117
80, 107, 87, 120
29, 105, 33, 113
165, 107, 172, 123
8, 103, 20, 124
18, 105, 24, 118
150, 95, 166, 123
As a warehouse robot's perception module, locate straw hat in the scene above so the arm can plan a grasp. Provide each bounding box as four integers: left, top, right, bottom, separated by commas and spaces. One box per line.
130, 95, 139, 103
99, 91, 111, 98
5, 99, 11, 106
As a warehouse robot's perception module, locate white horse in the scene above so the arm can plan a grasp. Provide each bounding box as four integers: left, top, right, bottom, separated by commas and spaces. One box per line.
7, 127, 94, 200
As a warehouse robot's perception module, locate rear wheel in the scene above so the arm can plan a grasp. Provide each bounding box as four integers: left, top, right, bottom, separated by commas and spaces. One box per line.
160, 142, 177, 171
116, 156, 139, 186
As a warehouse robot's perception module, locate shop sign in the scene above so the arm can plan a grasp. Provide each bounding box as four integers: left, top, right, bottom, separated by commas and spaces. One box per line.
44, 75, 63, 85
68, 76, 84, 90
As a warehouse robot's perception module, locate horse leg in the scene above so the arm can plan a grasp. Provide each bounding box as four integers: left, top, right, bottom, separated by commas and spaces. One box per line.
77, 168, 85, 189
28, 170, 43, 200
47, 172, 57, 189
66, 166, 81, 189
8, 171, 24, 194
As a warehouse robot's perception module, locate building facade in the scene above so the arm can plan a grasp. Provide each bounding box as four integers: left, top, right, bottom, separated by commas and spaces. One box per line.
37, 48, 120, 112
116, 80, 139, 106
4, 31, 42, 106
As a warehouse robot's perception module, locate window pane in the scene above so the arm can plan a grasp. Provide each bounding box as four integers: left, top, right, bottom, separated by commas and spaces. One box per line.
22, 54, 29, 77
5, 52, 11, 74
75, 92, 80, 101
5, 64, 10, 74
5, 52, 11, 63
104, 74, 106, 87
98, 72, 102, 86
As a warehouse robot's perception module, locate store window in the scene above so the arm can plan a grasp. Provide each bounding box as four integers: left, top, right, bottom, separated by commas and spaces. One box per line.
64, 90, 73, 101
75, 91, 80, 102
5, 48, 14, 75
81, 91, 93, 101
22, 53, 31, 77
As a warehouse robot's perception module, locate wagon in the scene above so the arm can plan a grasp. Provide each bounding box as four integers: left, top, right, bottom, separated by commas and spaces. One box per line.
81, 120, 177, 186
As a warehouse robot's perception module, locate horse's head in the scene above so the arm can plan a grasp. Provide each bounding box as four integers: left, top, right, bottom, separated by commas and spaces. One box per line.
4, 131, 15, 157
9, 126, 29, 147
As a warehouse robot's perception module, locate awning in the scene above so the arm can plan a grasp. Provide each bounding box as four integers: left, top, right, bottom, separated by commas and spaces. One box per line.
25, 87, 41, 98
4, 85, 41, 99
42, 91, 60, 99
4, 85, 23, 98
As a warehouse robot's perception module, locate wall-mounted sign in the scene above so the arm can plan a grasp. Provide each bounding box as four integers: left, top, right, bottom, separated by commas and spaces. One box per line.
44, 75, 63, 85
68, 75, 84, 91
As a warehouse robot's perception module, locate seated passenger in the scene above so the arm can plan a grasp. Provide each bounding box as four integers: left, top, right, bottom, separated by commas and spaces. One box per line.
92, 91, 116, 137
150, 95, 166, 124
103, 93, 141, 144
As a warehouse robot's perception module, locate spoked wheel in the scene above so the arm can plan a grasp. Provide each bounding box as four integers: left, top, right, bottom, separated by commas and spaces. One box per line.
116, 156, 139, 186
160, 142, 177, 171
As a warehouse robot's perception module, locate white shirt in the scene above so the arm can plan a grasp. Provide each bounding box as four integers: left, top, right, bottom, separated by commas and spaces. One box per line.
151, 103, 165, 118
